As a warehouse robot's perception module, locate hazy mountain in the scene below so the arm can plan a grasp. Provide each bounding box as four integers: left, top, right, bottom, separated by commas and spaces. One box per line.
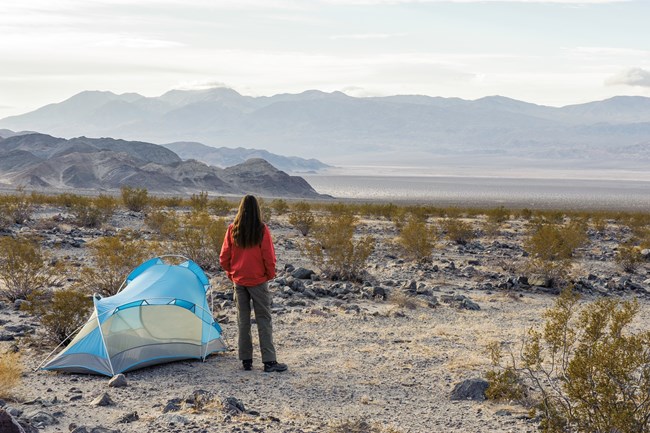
0, 133, 325, 198
163, 141, 329, 173
1, 88, 649, 169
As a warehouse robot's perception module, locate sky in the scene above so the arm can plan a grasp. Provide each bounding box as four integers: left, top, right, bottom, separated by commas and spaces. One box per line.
1, 0, 650, 119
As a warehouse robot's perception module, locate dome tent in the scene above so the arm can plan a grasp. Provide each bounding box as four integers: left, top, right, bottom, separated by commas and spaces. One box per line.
41, 256, 227, 376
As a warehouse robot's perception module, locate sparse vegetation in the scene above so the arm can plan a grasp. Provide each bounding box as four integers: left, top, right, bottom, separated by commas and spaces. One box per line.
396, 214, 437, 262
0, 236, 55, 302
289, 201, 315, 236
523, 221, 588, 286
24, 286, 93, 344
486, 289, 650, 433
440, 217, 475, 245
0, 351, 22, 399
303, 212, 374, 281
121, 185, 149, 212
173, 211, 227, 272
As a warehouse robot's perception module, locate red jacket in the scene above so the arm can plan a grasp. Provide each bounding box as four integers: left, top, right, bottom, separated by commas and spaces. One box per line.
219, 224, 276, 287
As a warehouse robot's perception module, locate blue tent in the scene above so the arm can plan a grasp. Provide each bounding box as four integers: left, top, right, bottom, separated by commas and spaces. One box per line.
42, 257, 227, 376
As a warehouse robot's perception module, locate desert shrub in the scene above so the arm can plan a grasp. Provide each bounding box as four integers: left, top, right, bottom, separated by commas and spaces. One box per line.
486, 206, 510, 224
487, 289, 650, 433
440, 217, 475, 244
2, 190, 34, 224
209, 197, 233, 216
303, 213, 374, 281
24, 286, 93, 344
396, 215, 436, 262
173, 211, 227, 272
145, 209, 180, 239
55, 192, 87, 208
150, 195, 183, 208
289, 201, 315, 236
388, 290, 422, 310
70, 194, 116, 228
485, 341, 528, 403
270, 198, 289, 216
190, 191, 209, 212
524, 222, 587, 285
83, 236, 154, 297
616, 239, 644, 273
0, 237, 54, 301
121, 186, 149, 212
0, 351, 22, 399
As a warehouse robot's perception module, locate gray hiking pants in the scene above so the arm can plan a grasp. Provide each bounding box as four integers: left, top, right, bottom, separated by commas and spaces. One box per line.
234, 282, 277, 363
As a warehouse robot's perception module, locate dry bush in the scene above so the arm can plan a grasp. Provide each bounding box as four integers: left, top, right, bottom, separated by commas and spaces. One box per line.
145, 209, 180, 239
270, 198, 289, 216
0, 351, 22, 399
24, 286, 93, 344
209, 197, 233, 216
388, 290, 422, 310
616, 239, 644, 273
0, 236, 55, 301
523, 222, 587, 285
440, 217, 475, 245
486, 290, 650, 433
190, 191, 209, 212
70, 194, 116, 228
396, 214, 436, 262
0, 190, 34, 224
289, 201, 315, 236
173, 211, 227, 272
303, 213, 374, 281
82, 236, 154, 297
121, 186, 149, 212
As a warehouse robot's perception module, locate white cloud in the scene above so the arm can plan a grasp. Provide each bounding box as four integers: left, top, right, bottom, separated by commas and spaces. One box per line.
174, 80, 229, 90
605, 68, 650, 88
330, 33, 407, 40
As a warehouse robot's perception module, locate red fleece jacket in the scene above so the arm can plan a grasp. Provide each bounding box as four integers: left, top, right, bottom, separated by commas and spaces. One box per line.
219, 224, 276, 287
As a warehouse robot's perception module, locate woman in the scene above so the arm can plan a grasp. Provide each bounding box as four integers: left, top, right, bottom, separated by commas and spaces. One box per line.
219, 195, 287, 373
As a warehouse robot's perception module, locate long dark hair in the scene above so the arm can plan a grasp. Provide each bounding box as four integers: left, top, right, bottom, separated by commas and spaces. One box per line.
232, 195, 265, 248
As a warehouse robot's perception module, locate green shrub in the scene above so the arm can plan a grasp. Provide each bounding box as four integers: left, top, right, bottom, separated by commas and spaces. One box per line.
121, 186, 149, 212
616, 239, 644, 273
209, 197, 233, 216
524, 222, 587, 285
0, 237, 54, 301
487, 289, 650, 433
190, 191, 209, 212
440, 218, 475, 245
289, 201, 315, 236
396, 215, 436, 262
82, 236, 154, 297
173, 211, 227, 272
70, 194, 116, 228
24, 287, 93, 344
145, 209, 180, 239
303, 213, 374, 281
1, 191, 34, 224
270, 198, 289, 216
0, 351, 22, 399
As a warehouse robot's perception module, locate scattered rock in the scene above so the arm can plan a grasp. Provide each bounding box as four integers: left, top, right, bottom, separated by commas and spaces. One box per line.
450, 378, 489, 401
291, 267, 315, 280
221, 397, 245, 415
162, 398, 182, 413
26, 410, 58, 428
158, 413, 189, 426
0, 408, 26, 433
108, 374, 127, 388
116, 411, 139, 423
90, 393, 114, 407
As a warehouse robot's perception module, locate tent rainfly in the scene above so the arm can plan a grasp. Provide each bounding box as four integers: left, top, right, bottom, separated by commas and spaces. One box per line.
41, 257, 227, 376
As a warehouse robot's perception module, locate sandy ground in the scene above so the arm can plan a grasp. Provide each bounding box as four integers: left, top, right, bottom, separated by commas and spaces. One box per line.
1, 206, 649, 433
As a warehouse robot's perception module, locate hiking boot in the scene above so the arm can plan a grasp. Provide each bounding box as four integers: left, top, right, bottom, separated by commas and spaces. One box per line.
242, 359, 253, 371
263, 361, 288, 373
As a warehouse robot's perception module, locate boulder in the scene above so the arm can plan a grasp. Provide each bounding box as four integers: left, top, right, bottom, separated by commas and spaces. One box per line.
0, 408, 25, 433
450, 378, 489, 401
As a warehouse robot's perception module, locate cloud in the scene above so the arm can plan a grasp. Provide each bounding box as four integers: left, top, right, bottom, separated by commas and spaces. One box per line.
605, 68, 650, 88
173, 80, 230, 90
330, 33, 407, 40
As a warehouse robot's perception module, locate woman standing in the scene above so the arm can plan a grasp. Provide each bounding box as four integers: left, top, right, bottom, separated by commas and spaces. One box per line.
219, 195, 287, 373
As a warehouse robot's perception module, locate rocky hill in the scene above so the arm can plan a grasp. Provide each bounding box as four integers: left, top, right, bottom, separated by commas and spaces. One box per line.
0, 133, 326, 198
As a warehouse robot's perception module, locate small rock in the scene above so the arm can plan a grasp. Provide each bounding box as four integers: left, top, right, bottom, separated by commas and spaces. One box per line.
291, 267, 315, 280
158, 414, 189, 426
221, 397, 245, 415
116, 411, 138, 424
90, 393, 114, 407
108, 374, 127, 388
27, 410, 58, 428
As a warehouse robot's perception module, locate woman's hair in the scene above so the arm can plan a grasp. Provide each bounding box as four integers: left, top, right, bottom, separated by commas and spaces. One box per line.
231, 195, 265, 248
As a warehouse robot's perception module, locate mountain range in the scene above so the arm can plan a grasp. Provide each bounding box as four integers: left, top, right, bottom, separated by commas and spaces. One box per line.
0, 133, 325, 198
